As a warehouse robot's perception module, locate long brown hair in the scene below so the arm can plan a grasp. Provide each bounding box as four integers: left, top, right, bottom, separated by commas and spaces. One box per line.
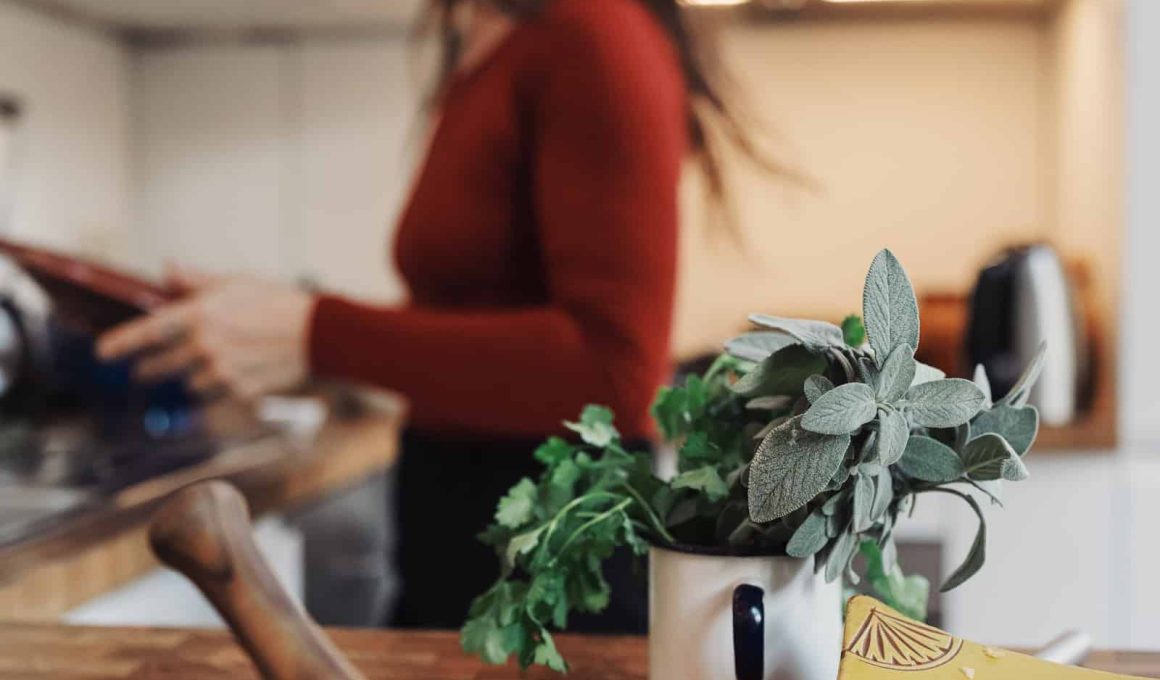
423, 0, 798, 209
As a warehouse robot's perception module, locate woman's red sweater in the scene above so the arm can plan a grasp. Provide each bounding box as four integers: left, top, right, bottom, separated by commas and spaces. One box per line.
308, 0, 686, 440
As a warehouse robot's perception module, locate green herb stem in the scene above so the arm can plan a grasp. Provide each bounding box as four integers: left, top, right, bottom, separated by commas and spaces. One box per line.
553, 498, 633, 559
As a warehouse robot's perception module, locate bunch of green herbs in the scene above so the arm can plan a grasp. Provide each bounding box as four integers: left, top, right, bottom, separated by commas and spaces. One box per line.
461, 249, 1043, 671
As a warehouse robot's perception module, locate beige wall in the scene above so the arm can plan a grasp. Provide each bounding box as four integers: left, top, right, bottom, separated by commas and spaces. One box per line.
0, 2, 133, 262
1048, 0, 1123, 319
675, 18, 1053, 357
128, 6, 1122, 362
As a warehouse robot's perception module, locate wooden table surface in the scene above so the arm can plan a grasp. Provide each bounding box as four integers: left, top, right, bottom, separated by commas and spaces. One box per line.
0, 623, 1156, 680
0, 392, 403, 621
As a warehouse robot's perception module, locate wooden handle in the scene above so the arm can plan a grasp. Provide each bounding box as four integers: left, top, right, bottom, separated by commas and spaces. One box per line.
149, 481, 366, 680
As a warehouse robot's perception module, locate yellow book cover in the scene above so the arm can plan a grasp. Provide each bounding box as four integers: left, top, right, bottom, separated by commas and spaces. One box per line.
838, 596, 1142, 680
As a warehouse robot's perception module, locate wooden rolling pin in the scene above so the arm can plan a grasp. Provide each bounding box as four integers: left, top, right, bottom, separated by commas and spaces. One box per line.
149, 481, 366, 680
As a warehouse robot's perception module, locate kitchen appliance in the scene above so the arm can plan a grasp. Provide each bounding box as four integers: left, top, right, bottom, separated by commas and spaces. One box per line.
0, 95, 19, 235
0, 239, 222, 545
966, 244, 1089, 426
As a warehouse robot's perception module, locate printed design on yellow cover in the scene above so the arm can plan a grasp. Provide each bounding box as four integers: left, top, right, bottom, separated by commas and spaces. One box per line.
839, 596, 1149, 680
844, 605, 963, 671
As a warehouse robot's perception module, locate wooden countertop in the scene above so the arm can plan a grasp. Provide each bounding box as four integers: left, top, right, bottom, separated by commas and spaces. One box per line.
0, 623, 1156, 680
0, 393, 403, 622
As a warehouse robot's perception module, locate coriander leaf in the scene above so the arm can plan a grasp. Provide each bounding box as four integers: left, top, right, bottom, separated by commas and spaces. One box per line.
786, 510, 829, 558
748, 314, 846, 350
534, 437, 576, 467
939, 490, 987, 591
725, 331, 798, 363
853, 472, 875, 531
804, 374, 835, 404
877, 344, 916, 403
672, 465, 730, 502
897, 435, 964, 482
505, 525, 546, 567
962, 433, 1029, 482
801, 382, 877, 435
564, 405, 619, 447
651, 385, 687, 440
748, 417, 851, 522
544, 458, 581, 512
496, 478, 537, 528
877, 407, 909, 466
460, 618, 512, 665
905, 378, 986, 428
533, 630, 568, 672
842, 314, 866, 348
862, 249, 920, 367
970, 404, 1039, 456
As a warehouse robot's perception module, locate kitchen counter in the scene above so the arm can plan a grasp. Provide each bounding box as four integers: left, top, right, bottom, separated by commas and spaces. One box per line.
0, 624, 1156, 680
0, 392, 403, 621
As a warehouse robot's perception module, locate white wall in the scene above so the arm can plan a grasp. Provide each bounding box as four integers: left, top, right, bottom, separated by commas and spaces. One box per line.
1118, 0, 1160, 650
133, 39, 417, 301
0, 3, 132, 262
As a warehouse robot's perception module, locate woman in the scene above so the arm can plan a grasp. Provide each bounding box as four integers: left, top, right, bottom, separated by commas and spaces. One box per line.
99, 0, 764, 630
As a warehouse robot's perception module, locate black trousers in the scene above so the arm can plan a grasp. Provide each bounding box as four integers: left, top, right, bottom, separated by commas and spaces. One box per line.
388, 429, 648, 633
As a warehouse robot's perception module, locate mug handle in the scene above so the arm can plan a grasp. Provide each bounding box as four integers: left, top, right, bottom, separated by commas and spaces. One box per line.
733, 584, 764, 680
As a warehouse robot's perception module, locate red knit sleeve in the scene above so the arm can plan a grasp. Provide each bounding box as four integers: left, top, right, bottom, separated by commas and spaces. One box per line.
309, 1, 685, 439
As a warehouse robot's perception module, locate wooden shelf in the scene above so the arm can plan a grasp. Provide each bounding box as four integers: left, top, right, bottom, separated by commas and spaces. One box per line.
917, 286, 1117, 453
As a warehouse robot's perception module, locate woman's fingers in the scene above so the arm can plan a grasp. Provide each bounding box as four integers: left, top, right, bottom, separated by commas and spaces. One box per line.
165, 262, 219, 294
133, 341, 204, 381
96, 302, 196, 361
189, 364, 225, 395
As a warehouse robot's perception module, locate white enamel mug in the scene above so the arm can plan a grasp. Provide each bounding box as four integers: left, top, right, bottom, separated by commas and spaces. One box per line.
648, 546, 842, 680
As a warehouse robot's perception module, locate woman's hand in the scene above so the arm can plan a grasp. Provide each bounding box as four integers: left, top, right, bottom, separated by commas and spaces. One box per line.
97, 267, 315, 401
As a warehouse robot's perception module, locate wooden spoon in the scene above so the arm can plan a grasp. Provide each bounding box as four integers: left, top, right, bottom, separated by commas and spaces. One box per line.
149, 480, 366, 680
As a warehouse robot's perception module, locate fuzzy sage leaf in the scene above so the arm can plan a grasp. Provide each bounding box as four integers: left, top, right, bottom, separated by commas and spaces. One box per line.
962, 433, 1029, 482
911, 361, 947, 388
877, 408, 909, 466
748, 314, 845, 351
725, 331, 798, 363
877, 344, 917, 402
786, 510, 829, 558
748, 416, 851, 522
871, 464, 894, 522
971, 404, 1040, 456
999, 341, 1047, 408
863, 249, 920, 367
802, 382, 877, 435
939, 489, 988, 592
804, 374, 834, 404
897, 435, 964, 482
905, 378, 986, 428
731, 344, 827, 398
853, 472, 875, 531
